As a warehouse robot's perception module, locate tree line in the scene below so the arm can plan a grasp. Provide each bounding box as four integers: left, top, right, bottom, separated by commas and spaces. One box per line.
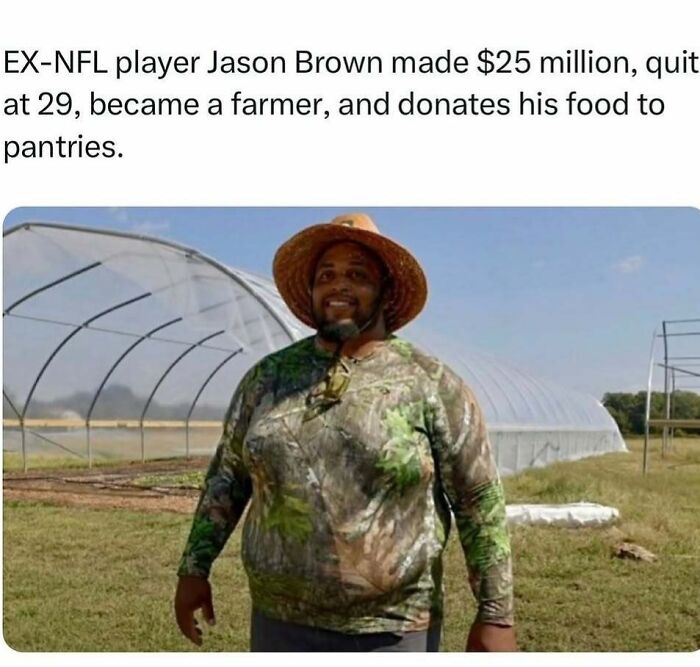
3, 384, 225, 421
603, 391, 700, 436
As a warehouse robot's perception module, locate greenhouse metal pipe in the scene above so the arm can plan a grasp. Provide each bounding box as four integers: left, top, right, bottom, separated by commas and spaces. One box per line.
139, 330, 225, 463
20, 428, 27, 472
21, 292, 153, 425
3, 389, 26, 470
184, 347, 244, 458
27, 429, 86, 460
3, 261, 102, 316
85, 316, 183, 467
3, 389, 22, 421
656, 364, 700, 379
7, 222, 299, 342
6, 312, 240, 354
643, 326, 658, 475
670, 370, 676, 449
662, 321, 670, 457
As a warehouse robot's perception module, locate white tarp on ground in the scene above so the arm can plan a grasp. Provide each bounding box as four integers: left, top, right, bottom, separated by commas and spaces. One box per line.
3, 222, 626, 472
506, 502, 620, 527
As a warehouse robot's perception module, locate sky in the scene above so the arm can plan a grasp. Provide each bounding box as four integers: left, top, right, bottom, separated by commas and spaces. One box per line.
3, 206, 699, 399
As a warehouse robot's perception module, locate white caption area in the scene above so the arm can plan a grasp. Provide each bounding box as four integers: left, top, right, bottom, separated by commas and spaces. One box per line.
0, 0, 698, 207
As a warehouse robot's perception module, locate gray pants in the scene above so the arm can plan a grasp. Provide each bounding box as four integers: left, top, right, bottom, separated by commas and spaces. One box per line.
250, 609, 441, 652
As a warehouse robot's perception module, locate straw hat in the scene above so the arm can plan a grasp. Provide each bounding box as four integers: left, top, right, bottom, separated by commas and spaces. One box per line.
273, 213, 427, 333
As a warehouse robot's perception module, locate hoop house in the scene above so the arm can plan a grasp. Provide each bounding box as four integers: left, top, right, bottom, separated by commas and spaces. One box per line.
3, 222, 311, 468
3, 222, 625, 473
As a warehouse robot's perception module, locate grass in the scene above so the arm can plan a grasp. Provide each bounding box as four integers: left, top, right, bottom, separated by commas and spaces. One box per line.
3, 437, 700, 651
131, 471, 205, 489
3, 501, 248, 652
496, 436, 700, 652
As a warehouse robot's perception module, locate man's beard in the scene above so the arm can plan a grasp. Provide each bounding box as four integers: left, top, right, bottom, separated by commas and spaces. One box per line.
317, 319, 361, 343
313, 293, 383, 343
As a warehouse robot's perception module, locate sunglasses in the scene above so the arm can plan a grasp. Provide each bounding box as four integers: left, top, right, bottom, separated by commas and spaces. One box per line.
304, 357, 352, 422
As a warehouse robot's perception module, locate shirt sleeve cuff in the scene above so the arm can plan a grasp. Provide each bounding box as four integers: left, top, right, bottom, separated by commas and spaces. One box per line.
475, 609, 515, 627
177, 555, 211, 578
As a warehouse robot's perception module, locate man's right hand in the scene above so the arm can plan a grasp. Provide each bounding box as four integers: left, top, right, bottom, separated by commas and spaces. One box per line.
174, 575, 216, 646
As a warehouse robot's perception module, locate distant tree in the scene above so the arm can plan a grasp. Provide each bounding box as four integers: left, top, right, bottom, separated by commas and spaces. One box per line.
603, 391, 700, 435
671, 391, 700, 420
23, 384, 226, 422
602, 392, 635, 434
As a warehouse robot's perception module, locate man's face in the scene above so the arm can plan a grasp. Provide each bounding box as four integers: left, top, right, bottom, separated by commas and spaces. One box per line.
311, 241, 385, 342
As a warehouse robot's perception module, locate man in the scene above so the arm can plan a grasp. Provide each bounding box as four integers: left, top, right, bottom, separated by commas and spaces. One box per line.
174, 213, 516, 651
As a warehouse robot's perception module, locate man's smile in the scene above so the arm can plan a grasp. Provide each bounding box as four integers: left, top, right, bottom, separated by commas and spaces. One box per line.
324, 296, 357, 309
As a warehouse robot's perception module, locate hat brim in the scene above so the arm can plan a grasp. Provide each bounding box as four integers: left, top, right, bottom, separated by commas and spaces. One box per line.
273, 224, 427, 332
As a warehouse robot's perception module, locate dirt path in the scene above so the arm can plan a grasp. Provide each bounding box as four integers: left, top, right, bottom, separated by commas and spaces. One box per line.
3, 458, 209, 514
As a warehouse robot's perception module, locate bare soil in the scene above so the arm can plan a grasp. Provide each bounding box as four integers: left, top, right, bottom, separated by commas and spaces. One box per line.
3, 457, 209, 514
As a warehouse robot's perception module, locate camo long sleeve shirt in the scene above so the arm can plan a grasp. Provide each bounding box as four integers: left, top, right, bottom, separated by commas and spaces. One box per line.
178, 335, 514, 634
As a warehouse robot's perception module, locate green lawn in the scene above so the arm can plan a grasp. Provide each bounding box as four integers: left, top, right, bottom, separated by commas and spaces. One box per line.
3, 437, 699, 651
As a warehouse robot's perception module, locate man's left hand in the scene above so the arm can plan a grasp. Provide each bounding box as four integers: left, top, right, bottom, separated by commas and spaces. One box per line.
466, 622, 517, 651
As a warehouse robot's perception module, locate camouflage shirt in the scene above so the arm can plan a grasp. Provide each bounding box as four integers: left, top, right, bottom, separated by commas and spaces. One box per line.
178, 335, 514, 634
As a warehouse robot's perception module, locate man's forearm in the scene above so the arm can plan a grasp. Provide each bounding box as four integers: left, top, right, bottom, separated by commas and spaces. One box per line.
471, 559, 514, 625
178, 514, 232, 577
178, 467, 250, 577
456, 478, 514, 625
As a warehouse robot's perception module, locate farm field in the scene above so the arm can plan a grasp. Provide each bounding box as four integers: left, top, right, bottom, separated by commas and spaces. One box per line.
3, 437, 700, 652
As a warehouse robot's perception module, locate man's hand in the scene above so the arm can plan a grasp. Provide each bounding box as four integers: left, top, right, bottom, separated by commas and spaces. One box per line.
466, 622, 517, 651
174, 575, 216, 646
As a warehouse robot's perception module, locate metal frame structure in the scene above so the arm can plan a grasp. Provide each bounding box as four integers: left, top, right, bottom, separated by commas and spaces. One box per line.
643, 318, 700, 473
3, 222, 302, 470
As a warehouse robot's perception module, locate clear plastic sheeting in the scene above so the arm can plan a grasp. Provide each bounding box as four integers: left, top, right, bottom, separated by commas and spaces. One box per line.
3, 222, 625, 474
506, 503, 620, 528
409, 335, 627, 476
3, 223, 312, 466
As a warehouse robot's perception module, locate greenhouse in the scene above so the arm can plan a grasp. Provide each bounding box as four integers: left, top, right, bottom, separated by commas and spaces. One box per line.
3, 222, 626, 473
